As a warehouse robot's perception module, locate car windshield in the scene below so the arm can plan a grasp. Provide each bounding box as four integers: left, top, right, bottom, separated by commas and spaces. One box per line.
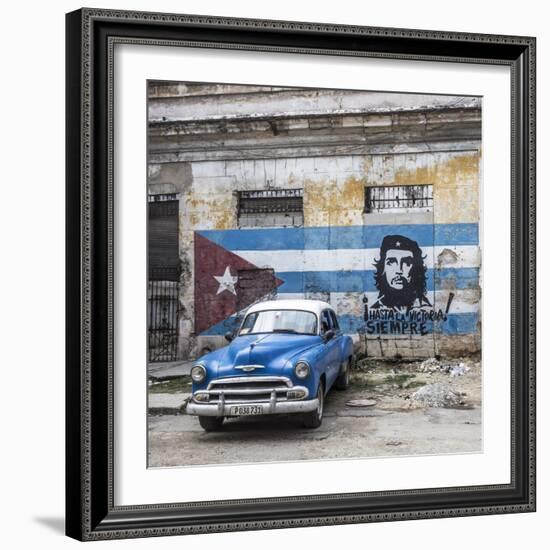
239, 309, 317, 336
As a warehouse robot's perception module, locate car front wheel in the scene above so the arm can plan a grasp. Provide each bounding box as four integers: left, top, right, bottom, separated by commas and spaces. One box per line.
198, 416, 224, 432
302, 382, 324, 429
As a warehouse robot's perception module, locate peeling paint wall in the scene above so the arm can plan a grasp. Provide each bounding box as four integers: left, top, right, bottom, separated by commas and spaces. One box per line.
147, 83, 481, 360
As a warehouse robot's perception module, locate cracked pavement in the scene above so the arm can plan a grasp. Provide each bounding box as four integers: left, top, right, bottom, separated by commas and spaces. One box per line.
148, 364, 482, 467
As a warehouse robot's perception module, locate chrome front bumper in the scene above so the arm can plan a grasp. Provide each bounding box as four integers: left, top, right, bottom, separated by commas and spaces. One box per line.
187, 397, 319, 417
186, 375, 317, 417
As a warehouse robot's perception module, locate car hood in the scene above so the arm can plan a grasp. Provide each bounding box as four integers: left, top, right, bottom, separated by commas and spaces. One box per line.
214, 333, 321, 377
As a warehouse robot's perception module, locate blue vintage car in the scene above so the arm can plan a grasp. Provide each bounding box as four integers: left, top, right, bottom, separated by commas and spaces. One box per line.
187, 299, 354, 431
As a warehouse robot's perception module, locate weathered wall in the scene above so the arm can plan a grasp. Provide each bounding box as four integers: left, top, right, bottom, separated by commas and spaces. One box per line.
148, 83, 481, 361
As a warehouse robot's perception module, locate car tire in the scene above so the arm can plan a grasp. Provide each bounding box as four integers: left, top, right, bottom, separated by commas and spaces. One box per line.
198, 416, 224, 432
302, 382, 324, 429
334, 357, 351, 390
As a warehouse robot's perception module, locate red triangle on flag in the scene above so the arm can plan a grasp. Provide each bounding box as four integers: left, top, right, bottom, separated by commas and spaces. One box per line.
194, 233, 283, 334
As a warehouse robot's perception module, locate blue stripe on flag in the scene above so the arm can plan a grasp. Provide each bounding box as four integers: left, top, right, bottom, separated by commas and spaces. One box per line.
198, 223, 478, 251
437, 311, 479, 334
276, 268, 480, 293
337, 312, 478, 335
201, 312, 479, 336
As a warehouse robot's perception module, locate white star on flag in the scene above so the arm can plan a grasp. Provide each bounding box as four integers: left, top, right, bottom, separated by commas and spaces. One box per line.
214, 266, 238, 295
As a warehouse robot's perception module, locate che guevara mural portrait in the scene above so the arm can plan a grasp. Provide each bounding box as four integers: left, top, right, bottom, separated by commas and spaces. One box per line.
364, 234, 456, 337
372, 235, 430, 312
146, 81, 482, 468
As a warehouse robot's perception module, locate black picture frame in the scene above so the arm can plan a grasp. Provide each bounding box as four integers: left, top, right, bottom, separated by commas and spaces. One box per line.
66, 8, 536, 541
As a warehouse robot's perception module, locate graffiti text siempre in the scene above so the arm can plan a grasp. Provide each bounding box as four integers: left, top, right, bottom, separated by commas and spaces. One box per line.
363, 307, 448, 336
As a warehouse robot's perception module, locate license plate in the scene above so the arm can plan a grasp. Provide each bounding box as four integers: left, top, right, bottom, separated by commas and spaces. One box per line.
229, 405, 264, 416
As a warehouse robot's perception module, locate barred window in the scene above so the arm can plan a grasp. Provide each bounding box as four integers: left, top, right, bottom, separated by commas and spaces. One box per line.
238, 189, 303, 227
365, 184, 433, 213
148, 194, 179, 281
238, 189, 303, 214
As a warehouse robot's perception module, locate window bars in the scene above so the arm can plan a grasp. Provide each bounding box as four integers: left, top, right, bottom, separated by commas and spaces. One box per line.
365, 184, 433, 212
238, 189, 303, 215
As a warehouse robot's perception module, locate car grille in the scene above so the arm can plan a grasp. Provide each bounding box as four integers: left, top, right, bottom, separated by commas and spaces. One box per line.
206, 376, 292, 404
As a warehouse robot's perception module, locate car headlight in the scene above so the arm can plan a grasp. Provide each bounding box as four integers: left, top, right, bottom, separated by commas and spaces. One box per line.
191, 364, 207, 383
294, 361, 310, 379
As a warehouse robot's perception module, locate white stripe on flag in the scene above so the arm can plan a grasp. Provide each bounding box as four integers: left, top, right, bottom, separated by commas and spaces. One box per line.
236, 245, 480, 273
277, 289, 480, 315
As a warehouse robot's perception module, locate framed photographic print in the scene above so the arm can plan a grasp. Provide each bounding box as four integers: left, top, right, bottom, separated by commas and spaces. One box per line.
65, 8, 536, 541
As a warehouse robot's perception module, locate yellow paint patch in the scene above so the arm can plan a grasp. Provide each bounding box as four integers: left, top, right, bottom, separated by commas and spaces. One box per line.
303, 176, 366, 227
340, 176, 365, 209
212, 209, 236, 230
393, 153, 478, 185
180, 194, 236, 230
303, 178, 333, 226
391, 152, 480, 224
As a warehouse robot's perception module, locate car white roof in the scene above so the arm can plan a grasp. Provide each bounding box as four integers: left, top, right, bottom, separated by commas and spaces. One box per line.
246, 299, 333, 317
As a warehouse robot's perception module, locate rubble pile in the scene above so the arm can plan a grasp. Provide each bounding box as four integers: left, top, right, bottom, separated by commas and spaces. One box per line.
418, 357, 473, 377
410, 383, 465, 408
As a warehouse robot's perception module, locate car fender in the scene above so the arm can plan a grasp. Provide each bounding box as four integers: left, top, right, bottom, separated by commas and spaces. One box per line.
332, 334, 353, 378
288, 345, 326, 396
341, 334, 354, 363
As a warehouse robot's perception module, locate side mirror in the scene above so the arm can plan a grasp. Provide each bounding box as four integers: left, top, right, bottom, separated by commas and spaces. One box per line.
224, 331, 234, 342
324, 329, 335, 342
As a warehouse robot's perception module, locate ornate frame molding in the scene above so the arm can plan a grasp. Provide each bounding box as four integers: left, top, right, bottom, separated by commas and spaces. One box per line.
66, 8, 536, 541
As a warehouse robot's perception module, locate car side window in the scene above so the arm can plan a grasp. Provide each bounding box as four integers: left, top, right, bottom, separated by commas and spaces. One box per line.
329, 310, 340, 332
239, 312, 257, 335
320, 310, 331, 334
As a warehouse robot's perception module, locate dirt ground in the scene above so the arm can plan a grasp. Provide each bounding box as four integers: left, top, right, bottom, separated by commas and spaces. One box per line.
148, 356, 482, 468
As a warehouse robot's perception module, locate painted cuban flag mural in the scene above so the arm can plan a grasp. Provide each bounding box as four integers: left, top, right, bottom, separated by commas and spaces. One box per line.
194, 223, 480, 339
